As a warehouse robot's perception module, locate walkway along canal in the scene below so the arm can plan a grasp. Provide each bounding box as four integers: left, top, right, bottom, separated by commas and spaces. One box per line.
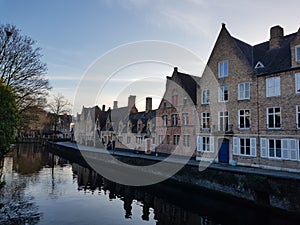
47, 141, 300, 214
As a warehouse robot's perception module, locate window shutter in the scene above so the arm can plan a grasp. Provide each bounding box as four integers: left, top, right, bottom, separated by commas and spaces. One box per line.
290, 139, 297, 161
233, 137, 239, 155
197, 136, 202, 152
250, 138, 256, 156
260, 138, 267, 158
210, 136, 214, 153
282, 139, 289, 159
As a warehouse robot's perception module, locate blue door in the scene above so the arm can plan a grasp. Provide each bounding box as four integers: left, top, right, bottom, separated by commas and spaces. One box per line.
218, 139, 229, 163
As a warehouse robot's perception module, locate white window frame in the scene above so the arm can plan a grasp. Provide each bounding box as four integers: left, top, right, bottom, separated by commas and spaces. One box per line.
238, 82, 250, 100
238, 109, 251, 129
202, 89, 210, 104
197, 136, 214, 152
136, 136, 143, 144
297, 105, 300, 129
218, 60, 228, 78
267, 107, 281, 129
182, 113, 189, 126
219, 86, 229, 102
162, 115, 168, 127
183, 135, 190, 147
201, 112, 210, 130
268, 139, 282, 159
218, 111, 229, 131
295, 73, 300, 94
233, 137, 256, 157
266, 77, 280, 97
295, 45, 300, 62
158, 135, 164, 144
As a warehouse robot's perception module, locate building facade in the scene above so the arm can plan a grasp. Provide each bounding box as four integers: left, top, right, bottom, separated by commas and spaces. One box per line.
196, 24, 300, 172
156, 67, 199, 156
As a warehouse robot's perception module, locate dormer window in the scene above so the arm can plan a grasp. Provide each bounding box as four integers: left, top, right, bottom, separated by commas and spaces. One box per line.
218, 60, 228, 78
255, 61, 264, 69
295, 45, 300, 62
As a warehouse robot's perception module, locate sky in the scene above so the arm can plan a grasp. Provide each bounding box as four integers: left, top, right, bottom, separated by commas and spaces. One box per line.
0, 0, 299, 114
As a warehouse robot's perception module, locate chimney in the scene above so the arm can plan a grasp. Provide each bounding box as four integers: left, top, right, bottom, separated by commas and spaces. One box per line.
113, 101, 118, 109
102, 104, 106, 111
145, 97, 152, 112
128, 95, 136, 110
174, 67, 178, 73
269, 25, 284, 49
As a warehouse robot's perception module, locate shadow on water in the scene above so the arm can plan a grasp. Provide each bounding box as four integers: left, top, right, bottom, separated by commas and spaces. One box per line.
1, 143, 299, 225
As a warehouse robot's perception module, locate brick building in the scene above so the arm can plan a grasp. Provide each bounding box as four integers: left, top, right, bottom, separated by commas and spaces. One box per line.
156, 67, 199, 156
196, 24, 300, 172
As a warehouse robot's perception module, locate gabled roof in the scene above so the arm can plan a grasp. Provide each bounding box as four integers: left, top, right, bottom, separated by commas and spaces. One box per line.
165, 68, 199, 105
219, 24, 299, 76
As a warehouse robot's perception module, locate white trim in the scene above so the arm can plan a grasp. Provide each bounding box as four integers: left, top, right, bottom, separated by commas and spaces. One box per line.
202, 89, 210, 104
266, 76, 281, 97
254, 61, 264, 69
197, 135, 214, 152
297, 105, 300, 129
218, 86, 229, 102
233, 137, 256, 157
266, 107, 281, 129
218, 60, 228, 78
295, 73, 300, 94
238, 82, 250, 100
295, 45, 300, 62
238, 109, 251, 129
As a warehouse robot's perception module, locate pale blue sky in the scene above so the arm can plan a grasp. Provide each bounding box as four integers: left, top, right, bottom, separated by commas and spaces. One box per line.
0, 0, 299, 113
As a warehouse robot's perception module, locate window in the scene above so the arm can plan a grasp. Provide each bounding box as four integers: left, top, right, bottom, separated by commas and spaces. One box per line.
261, 138, 298, 160
238, 109, 251, 129
162, 115, 168, 126
266, 77, 280, 97
295, 45, 300, 62
295, 73, 300, 93
183, 135, 190, 147
297, 106, 300, 129
173, 134, 180, 145
202, 89, 210, 104
218, 60, 228, 78
171, 114, 179, 126
219, 86, 229, 102
158, 135, 164, 144
201, 112, 210, 129
233, 137, 256, 156
238, 82, 250, 100
152, 137, 155, 144
167, 135, 171, 144
267, 107, 281, 129
197, 136, 214, 152
268, 139, 281, 158
218, 111, 229, 131
182, 113, 189, 126
136, 136, 143, 144
172, 94, 178, 106
127, 136, 131, 144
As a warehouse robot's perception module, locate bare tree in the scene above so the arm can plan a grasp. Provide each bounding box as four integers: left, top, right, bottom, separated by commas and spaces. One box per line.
0, 24, 51, 113
47, 94, 72, 132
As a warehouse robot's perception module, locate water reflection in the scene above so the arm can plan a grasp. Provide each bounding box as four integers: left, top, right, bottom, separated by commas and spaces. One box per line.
0, 144, 299, 225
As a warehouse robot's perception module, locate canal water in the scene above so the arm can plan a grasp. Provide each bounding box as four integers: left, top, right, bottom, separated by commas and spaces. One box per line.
0, 143, 299, 225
